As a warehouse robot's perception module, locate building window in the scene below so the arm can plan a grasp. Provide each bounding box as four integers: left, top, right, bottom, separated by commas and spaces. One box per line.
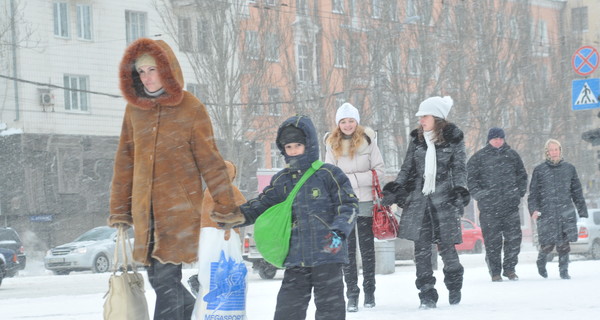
509, 17, 519, 39
254, 142, 265, 168
332, 0, 344, 14
268, 88, 281, 116
178, 17, 193, 52
197, 18, 211, 54
266, 33, 279, 62
63, 74, 89, 112
76, 4, 92, 40
334, 40, 346, 68
271, 142, 284, 168
125, 11, 147, 44
265, 0, 277, 6
53, 2, 69, 38
297, 43, 311, 82
245, 30, 259, 60
296, 0, 308, 15
248, 86, 262, 115
408, 49, 420, 75
572, 7, 588, 33
187, 83, 209, 103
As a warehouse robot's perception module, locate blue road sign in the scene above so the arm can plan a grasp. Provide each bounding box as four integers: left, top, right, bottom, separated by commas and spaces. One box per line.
572, 78, 600, 110
572, 46, 599, 76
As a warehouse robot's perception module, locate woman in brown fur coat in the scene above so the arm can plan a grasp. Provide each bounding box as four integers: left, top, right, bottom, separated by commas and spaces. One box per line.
108, 38, 237, 320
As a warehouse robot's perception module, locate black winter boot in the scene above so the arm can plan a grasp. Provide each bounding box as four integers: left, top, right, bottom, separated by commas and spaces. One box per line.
364, 293, 376, 308
347, 297, 358, 312
559, 254, 570, 280
449, 290, 461, 305
418, 289, 438, 310
536, 252, 548, 278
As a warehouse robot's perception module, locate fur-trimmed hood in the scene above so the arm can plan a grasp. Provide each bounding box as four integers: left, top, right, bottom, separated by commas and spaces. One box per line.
410, 123, 464, 145
119, 38, 184, 109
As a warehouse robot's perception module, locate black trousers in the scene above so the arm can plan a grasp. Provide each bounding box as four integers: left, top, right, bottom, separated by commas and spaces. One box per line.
274, 263, 345, 320
146, 258, 196, 320
343, 216, 376, 298
479, 208, 522, 276
414, 202, 463, 303
146, 206, 195, 320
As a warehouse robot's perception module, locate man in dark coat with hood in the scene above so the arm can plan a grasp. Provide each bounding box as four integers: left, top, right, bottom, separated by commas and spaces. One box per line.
467, 128, 528, 282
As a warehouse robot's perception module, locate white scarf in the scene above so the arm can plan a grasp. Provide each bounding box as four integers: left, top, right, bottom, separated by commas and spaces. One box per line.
422, 131, 436, 195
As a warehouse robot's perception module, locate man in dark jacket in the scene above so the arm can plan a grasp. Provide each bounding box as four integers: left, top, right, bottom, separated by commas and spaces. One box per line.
467, 128, 527, 282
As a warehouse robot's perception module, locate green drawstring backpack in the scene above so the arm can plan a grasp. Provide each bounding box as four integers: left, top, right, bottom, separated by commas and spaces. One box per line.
253, 160, 324, 268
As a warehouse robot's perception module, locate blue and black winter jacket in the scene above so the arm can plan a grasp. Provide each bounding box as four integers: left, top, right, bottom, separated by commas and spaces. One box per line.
240, 115, 358, 267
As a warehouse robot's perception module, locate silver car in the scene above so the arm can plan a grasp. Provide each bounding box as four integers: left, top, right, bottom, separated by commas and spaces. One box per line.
44, 226, 136, 275
571, 209, 600, 259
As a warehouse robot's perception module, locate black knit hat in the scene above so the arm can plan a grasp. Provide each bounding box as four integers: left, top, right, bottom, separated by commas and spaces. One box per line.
487, 127, 505, 141
278, 126, 306, 146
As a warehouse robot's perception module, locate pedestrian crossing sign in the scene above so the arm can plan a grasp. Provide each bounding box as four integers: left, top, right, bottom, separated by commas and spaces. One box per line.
572, 78, 600, 110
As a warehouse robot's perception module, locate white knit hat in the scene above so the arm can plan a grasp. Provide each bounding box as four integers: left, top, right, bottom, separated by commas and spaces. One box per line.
335, 103, 360, 125
415, 96, 453, 119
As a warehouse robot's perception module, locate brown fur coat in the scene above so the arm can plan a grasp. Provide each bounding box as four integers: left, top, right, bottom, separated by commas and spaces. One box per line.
109, 38, 236, 265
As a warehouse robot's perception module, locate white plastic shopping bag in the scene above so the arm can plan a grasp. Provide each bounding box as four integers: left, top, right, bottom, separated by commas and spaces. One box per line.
192, 227, 248, 320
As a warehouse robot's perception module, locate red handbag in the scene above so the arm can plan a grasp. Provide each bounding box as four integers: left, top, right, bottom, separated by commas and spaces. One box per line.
371, 169, 399, 240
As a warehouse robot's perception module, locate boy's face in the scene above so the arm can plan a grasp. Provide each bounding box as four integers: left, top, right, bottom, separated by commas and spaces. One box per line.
284, 143, 305, 156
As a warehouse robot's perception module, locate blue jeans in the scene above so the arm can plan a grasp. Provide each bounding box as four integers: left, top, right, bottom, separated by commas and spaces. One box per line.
146, 258, 195, 320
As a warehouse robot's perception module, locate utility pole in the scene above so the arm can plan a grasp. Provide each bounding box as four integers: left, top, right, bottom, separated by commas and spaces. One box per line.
10, 0, 20, 121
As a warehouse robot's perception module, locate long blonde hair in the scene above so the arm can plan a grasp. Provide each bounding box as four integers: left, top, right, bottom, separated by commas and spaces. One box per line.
327, 125, 367, 159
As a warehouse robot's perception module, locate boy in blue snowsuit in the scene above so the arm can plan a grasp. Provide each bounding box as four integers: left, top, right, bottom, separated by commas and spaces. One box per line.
212, 115, 358, 320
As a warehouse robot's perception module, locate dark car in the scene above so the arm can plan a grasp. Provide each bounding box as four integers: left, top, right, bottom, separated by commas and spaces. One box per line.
0, 227, 26, 270
0, 247, 19, 279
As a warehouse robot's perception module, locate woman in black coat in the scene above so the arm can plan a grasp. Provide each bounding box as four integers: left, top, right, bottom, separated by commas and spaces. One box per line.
382, 96, 470, 309
528, 139, 588, 280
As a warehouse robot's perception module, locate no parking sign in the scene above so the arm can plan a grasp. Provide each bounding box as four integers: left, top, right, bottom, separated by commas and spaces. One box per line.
572, 46, 599, 76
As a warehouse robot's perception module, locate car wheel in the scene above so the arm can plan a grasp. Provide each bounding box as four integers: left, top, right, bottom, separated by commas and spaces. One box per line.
53, 270, 70, 275
258, 263, 277, 279
93, 254, 110, 273
590, 240, 600, 260
473, 240, 483, 254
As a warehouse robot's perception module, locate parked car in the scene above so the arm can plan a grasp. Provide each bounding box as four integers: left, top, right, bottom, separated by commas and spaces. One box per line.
0, 248, 19, 278
456, 218, 484, 253
571, 209, 600, 259
0, 227, 26, 270
44, 226, 137, 275
535, 209, 600, 261
395, 217, 484, 260
241, 225, 279, 279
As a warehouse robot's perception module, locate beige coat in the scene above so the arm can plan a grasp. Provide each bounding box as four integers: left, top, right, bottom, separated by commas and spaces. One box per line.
108, 38, 236, 265
325, 127, 385, 203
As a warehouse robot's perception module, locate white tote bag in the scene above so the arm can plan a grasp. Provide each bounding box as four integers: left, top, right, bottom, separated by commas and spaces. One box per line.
103, 227, 150, 320
192, 227, 248, 320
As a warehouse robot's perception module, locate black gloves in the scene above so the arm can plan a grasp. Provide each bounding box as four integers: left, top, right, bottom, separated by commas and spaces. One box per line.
381, 182, 409, 208
451, 187, 471, 207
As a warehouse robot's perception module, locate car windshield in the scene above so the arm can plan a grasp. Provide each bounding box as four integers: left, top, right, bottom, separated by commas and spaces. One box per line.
0, 229, 18, 242
74, 228, 116, 241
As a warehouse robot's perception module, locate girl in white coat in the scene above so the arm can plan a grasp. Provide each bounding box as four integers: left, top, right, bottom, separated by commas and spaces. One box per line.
325, 103, 385, 312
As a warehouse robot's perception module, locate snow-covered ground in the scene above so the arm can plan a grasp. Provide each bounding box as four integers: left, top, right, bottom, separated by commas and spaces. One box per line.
0, 245, 598, 319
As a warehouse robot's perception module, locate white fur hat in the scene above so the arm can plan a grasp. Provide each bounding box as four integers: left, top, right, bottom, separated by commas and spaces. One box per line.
335, 103, 360, 125
415, 96, 453, 119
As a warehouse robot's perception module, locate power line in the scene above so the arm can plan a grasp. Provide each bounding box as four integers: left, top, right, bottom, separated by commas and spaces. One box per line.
0, 74, 123, 98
